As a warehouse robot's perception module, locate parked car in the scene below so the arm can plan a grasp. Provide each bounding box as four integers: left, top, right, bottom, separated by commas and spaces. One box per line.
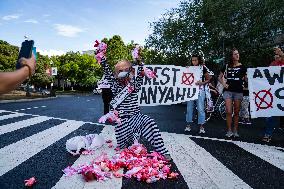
41, 90, 50, 95
93, 88, 102, 95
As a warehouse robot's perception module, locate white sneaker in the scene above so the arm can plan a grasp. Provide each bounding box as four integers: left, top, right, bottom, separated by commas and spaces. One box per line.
225, 131, 233, 138
233, 132, 239, 138
199, 127, 205, 134
185, 125, 191, 132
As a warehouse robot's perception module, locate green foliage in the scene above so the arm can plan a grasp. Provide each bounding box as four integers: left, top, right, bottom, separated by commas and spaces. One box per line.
30, 53, 52, 87
78, 54, 102, 86
146, 0, 208, 66
0, 40, 19, 71
146, 0, 284, 67
104, 35, 131, 68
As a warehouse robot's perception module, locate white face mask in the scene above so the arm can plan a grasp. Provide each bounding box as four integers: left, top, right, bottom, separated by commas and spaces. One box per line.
117, 71, 130, 78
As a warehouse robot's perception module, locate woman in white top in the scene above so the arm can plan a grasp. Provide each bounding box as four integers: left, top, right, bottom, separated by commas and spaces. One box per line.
185, 54, 211, 134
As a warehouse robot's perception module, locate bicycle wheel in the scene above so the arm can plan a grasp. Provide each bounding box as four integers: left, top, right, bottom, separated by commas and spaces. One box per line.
219, 100, 235, 120
205, 111, 212, 122
219, 101, 227, 120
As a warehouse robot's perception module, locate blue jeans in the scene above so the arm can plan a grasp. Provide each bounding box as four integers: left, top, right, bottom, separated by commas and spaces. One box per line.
186, 90, 206, 125
264, 117, 277, 136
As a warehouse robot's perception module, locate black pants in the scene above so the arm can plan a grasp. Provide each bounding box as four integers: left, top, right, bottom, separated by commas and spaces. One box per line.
280, 117, 284, 129
101, 88, 113, 114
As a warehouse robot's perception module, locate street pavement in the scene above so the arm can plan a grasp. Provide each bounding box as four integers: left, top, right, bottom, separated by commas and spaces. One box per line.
0, 95, 283, 189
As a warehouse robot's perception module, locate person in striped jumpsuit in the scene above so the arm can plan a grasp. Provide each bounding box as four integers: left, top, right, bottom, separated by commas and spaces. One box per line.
100, 57, 171, 160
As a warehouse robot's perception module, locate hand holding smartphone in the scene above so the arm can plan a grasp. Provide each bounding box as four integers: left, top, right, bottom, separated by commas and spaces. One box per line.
16, 40, 34, 69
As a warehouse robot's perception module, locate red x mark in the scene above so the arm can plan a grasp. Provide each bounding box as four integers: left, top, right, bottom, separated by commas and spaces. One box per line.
253, 88, 273, 111
181, 72, 194, 85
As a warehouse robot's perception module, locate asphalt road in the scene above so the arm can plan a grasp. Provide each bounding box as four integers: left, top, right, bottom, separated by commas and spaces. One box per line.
0, 95, 283, 189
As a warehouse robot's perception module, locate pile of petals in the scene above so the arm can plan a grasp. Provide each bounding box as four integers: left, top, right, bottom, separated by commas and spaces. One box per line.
63, 142, 178, 183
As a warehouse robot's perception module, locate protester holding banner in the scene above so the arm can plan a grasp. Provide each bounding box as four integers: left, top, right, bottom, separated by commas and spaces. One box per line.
185, 54, 211, 134
262, 47, 284, 142
95, 43, 171, 160
271, 47, 284, 66
218, 48, 247, 138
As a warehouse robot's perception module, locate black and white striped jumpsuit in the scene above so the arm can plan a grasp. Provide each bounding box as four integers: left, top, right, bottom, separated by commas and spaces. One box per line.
101, 59, 169, 156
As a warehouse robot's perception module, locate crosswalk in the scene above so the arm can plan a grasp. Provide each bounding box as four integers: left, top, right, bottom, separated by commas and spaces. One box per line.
0, 109, 283, 189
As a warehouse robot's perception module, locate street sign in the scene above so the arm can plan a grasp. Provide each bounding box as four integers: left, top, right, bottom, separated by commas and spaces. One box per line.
51, 67, 57, 76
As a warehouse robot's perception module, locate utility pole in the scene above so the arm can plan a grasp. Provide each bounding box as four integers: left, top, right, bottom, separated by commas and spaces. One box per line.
219, 31, 226, 66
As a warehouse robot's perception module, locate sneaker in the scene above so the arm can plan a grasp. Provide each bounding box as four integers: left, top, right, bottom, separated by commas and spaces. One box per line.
185, 124, 191, 132
238, 118, 244, 124
242, 118, 252, 125
225, 131, 233, 138
262, 135, 271, 142
164, 154, 172, 161
199, 127, 205, 134
233, 131, 239, 138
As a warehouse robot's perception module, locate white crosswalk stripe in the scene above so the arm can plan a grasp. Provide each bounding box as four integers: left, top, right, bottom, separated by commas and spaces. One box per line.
233, 141, 284, 171
0, 112, 25, 120
0, 120, 84, 176
0, 109, 283, 189
162, 132, 252, 189
163, 132, 218, 188
188, 134, 284, 171
0, 116, 52, 135
52, 126, 122, 189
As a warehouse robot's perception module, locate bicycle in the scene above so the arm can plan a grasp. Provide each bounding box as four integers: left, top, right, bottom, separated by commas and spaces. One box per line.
191, 88, 236, 122
205, 93, 225, 122
191, 93, 226, 123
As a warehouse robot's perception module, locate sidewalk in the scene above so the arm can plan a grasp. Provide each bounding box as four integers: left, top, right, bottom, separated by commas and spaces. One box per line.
0, 90, 56, 103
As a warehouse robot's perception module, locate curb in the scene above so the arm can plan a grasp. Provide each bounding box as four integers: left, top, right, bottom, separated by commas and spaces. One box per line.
0, 96, 58, 104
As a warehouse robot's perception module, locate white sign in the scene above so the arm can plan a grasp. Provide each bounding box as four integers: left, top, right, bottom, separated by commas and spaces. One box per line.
248, 66, 284, 118
51, 67, 57, 76
138, 65, 202, 106
110, 83, 132, 109
97, 75, 110, 88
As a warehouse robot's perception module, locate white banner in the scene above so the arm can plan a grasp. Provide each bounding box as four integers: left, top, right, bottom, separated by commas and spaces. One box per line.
138, 65, 202, 106
248, 66, 284, 118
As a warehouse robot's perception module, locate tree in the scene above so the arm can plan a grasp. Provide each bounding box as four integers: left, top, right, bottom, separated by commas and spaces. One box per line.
78, 54, 102, 86
0, 40, 19, 71
200, 0, 284, 66
30, 53, 52, 87
146, 0, 284, 67
146, 0, 208, 66
104, 35, 130, 68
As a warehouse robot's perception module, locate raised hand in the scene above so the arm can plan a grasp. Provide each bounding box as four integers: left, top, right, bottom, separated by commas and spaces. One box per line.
98, 110, 121, 124
94, 40, 107, 63
132, 44, 142, 63
143, 67, 157, 79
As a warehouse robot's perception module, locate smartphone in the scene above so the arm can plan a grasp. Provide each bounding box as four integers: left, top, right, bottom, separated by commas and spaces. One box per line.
32, 47, 37, 61
16, 40, 34, 69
